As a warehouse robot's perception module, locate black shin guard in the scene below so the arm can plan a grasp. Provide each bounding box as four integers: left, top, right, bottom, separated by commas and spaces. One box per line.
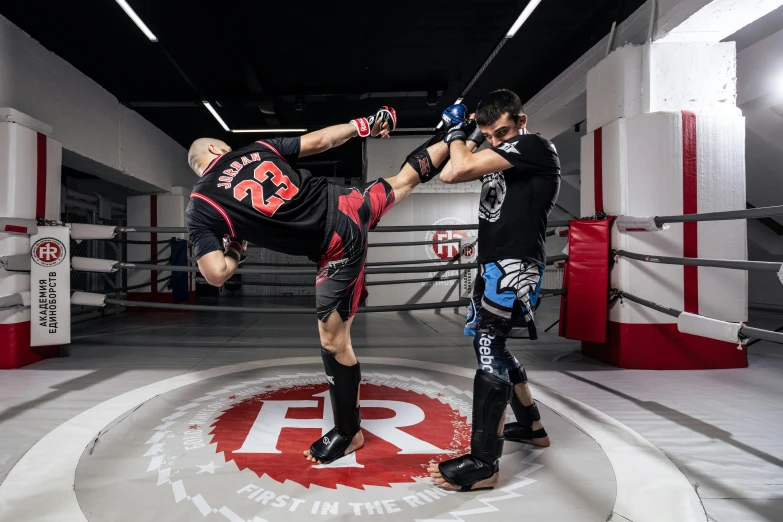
470, 370, 512, 463
504, 366, 548, 442
308, 349, 361, 463
438, 370, 511, 490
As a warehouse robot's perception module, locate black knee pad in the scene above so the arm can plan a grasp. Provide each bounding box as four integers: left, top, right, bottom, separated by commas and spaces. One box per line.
321, 348, 361, 436
402, 132, 446, 183
509, 365, 528, 385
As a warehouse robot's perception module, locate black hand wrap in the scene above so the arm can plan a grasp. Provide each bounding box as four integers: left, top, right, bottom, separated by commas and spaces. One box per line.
438, 370, 511, 490
447, 119, 484, 147
308, 349, 362, 464
466, 120, 486, 147
223, 237, 244, 264
351, 106, 397, 138
444, 125, 467, 146
403, 131, 446, 183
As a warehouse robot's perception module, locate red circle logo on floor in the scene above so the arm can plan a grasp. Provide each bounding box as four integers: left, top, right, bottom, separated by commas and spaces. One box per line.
31, 238, 66, 267
210, 382, 470, 489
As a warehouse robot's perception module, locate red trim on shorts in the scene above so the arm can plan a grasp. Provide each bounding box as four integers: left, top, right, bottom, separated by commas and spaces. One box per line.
349, 266, 366, 318
682, 111, 698, 314
256, 141, 290, 165
316, 232, 345, 286
190, 193, 237, 236
367, 181, 395, 228
338, 190, 364, 226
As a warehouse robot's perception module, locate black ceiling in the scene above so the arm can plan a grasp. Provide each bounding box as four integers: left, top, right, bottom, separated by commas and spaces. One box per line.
2, 0, 646, 178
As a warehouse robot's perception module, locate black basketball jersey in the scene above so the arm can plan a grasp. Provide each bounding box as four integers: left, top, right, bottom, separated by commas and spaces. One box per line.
186, 138, 334, 260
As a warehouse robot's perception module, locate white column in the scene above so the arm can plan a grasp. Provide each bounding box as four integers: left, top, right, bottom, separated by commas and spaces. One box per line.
579, 42, 748, 369
0, 111, 62, 368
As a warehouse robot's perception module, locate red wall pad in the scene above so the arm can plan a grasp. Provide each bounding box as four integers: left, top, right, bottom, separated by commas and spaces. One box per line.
583, 323, 748, 370
562, 218, 611, 343
0, 323, 59, 369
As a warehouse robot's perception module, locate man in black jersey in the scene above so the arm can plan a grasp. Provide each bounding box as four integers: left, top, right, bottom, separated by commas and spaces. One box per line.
185, 107, 452, 466
426, 90, 560, 491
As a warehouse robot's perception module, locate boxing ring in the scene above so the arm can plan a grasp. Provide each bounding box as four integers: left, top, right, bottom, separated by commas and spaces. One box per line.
1, 206, 783, 522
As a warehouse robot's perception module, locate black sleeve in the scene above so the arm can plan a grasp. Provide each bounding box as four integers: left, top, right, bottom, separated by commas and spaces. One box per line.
259, 137, 301, 163
185, 199, 226, 260
489, 134, 560, 175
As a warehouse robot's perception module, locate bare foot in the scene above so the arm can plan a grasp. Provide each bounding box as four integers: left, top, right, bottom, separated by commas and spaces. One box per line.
426, 462, 499, 491
303, 430, 364, 464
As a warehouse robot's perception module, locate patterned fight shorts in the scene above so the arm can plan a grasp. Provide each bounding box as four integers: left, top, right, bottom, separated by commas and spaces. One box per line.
315, 179, 395, 322
464, 259, 544, 338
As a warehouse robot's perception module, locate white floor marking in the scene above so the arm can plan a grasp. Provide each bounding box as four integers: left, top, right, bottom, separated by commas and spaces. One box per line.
0, 357, 706, 522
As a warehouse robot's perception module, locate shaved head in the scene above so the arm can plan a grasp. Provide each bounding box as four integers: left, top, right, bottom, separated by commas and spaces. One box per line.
188, 138, 231, 176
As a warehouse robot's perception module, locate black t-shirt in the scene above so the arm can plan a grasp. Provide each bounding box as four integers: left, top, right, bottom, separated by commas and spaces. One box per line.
186, 138, 334, 261
477, 133, 561, 266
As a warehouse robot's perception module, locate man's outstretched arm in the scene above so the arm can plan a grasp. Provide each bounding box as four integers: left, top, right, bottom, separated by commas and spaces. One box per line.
299, 123, 363, 157
299, 107, 396, 157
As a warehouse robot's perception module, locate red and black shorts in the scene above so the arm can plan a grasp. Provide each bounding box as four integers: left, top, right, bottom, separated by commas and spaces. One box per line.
316, 179, 395, 322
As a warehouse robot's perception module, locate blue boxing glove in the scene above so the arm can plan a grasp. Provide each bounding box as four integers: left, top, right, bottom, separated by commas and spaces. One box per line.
440, 104, 468, 130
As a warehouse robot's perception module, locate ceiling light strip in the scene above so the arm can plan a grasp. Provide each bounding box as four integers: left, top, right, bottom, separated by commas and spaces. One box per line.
507, 0, 543, 37
232, 129, 307, 133
457, 0, 544, 101
114, 0, 158, 42
202, 101, 230, 132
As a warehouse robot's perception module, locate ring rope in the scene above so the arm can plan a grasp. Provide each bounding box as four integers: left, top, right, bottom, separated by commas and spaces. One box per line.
615, 250, 782, 273
654, 204, 783, 225
616, 290, 783, 345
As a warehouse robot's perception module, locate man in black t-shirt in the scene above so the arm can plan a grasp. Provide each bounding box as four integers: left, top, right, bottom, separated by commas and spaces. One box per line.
185, 107, 452, 466
427, 90, 560, 491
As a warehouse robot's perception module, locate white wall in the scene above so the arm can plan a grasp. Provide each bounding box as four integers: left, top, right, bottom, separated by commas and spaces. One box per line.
365, 136, 479, 306
367, 136, 482, 194
0, 14, 196, 193
551, 18, 783, 312
526, 0, 783, 138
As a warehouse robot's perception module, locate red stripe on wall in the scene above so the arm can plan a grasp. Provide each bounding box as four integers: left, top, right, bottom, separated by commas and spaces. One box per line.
151, 195, 158, 297
36, 133, 47, 218
593, 127, 604, 214
682, 111, 699, 314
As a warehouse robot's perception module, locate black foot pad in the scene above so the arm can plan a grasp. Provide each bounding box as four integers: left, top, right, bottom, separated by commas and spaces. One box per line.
308, 427, 354, 464
438, 454, 499, 491
503, 422, 548, 442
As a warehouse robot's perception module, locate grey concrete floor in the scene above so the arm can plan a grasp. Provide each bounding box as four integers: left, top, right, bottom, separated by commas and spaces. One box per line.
1, 297, 783, 521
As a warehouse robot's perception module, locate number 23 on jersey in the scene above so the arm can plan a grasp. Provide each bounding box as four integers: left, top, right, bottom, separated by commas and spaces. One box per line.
233, 161, 299, 216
